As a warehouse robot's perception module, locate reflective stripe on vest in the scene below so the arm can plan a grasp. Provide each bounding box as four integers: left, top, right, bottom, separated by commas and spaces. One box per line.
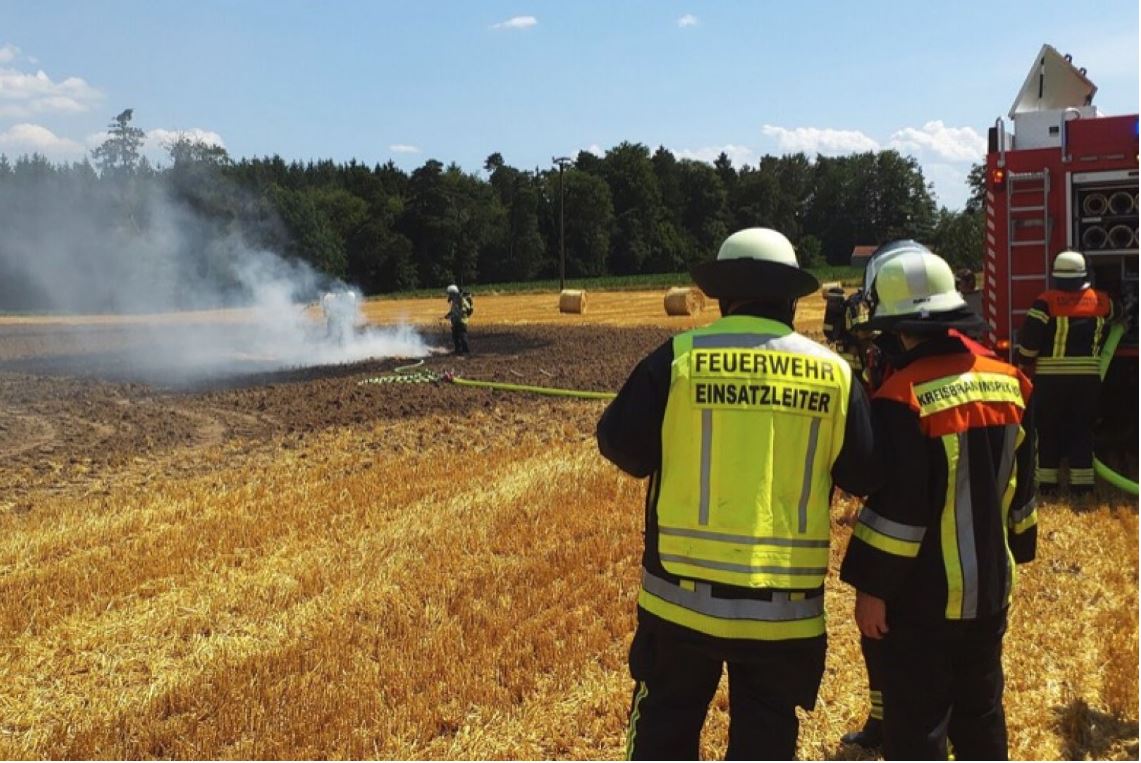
638, 568, 825, 640
656, 315, 851, 590
853, 506, 926, 558
1051, 316, 1069, 358
997, 423, 1020, 605
940, 431, 979, 620
1036, 356, 1100, 375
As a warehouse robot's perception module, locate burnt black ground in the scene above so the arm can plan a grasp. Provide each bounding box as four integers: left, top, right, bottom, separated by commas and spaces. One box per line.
0, 324, 672, 483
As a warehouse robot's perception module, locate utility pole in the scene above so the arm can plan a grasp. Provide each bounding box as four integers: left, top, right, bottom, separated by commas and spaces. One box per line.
552, 156, 572, 292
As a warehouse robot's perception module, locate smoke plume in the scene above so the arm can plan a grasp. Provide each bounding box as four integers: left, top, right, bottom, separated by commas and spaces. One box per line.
0, 163, 430, 386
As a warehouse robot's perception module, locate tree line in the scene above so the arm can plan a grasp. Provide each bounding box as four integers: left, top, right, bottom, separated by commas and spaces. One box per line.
0, 110, 984, 302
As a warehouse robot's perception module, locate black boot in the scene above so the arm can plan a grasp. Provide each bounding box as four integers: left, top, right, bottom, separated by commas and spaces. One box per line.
841, 717, 883, 749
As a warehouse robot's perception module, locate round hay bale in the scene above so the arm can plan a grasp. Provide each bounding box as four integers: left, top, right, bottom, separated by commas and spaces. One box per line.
663, 287, 705, 316
559, 289, 587, 314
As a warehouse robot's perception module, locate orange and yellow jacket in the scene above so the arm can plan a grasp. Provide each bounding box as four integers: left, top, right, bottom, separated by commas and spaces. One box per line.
1017, 287, 1117, 376
841, 334, 1037, 624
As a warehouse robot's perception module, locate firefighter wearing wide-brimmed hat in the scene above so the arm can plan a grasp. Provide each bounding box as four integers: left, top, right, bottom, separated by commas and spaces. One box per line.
597, 228, 880, 759
840, 247, 1037, 760
1016, 250, 1120, 494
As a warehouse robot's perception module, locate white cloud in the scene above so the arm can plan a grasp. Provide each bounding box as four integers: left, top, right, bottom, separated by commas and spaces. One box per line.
491, 15, 537, 30
676, 143, 755, 166
677, 14, 698, 28
889, 120, 985, 162
388, 144, 421, 154
759, 121, 987, 209
761, 124, 880, 155
0, 123, 86, 159
923, 162, 972, 210
581, 143, 604, 156
145, 127, 226, 154
80, 126, 226, 166
0, 43, 20, 63
0, 67, 103, 118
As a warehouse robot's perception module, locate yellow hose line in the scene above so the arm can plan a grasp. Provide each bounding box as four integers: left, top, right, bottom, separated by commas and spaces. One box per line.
1094, 456, 1138, 495
1094, 322, 1138, 495
450, 375, 616, 400
393, 358, 426, 374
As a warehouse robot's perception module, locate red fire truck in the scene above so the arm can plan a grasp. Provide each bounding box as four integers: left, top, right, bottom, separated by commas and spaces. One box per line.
983, 44, 1138, 476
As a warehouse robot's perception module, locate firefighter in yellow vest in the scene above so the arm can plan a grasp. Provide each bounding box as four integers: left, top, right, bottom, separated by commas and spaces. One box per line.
840, 248, 1037, 760
597, 228, 880, 759
1016, 250, 1119, 494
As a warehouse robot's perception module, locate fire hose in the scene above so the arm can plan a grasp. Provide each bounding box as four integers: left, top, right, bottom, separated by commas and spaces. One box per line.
448, 376, 616, 400
1093, 322, 1138, 495
359, 359, 617, 400
358, 359, 444, 384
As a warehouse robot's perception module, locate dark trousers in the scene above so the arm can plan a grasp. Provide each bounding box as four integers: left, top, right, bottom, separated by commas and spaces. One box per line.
450, 322, 469, 354
861, 635, 884, 721
624, 623, 823, 760
880, 610, 1008, 761
1034, 374, 1099, 490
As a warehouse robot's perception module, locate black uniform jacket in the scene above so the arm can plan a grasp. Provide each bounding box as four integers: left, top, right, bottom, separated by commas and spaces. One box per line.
1017, 286, 1117, 372
840, 335, 1037, 625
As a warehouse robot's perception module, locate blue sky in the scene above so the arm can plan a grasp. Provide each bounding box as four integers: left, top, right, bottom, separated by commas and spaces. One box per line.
1, 1, 1137, 209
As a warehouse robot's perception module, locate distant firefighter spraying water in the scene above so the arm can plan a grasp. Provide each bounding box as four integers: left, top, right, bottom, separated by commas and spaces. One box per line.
321, 290, 360, 346
443, 284, 474, 355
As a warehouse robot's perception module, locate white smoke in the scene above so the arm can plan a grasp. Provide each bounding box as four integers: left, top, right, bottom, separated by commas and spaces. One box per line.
0, 169, 429, 385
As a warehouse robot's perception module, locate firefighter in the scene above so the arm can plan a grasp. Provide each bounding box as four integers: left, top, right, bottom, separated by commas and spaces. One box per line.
597, 228, 880, 760
1016, 250, 1119, 495
824, 286, 872, 381
321, 290, 359, 346
443, 284, 472, 355
837, 239, 932, 752
840, 247, 1037, 761
839, 241, 1002, 751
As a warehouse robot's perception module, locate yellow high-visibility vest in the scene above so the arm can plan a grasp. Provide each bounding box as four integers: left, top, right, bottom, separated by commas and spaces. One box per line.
655, 316, 852, 591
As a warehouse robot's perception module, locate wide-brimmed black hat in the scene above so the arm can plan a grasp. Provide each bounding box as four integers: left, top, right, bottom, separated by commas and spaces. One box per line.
690, 228, 820, 300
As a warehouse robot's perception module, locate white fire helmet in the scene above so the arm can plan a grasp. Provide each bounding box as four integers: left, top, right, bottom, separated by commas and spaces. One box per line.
1052, 250, 1088, 280
867, 248, 966, 326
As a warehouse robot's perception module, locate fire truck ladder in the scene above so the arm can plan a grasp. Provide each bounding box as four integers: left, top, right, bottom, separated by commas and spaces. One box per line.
1005, 170, 1052, 331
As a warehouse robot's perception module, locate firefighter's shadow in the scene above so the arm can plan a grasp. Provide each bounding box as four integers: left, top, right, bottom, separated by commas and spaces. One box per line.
1053, 698, 1138, 760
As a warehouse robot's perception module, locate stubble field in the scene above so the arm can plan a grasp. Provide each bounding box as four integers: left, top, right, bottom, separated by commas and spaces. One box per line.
0, 291, 1136, 760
